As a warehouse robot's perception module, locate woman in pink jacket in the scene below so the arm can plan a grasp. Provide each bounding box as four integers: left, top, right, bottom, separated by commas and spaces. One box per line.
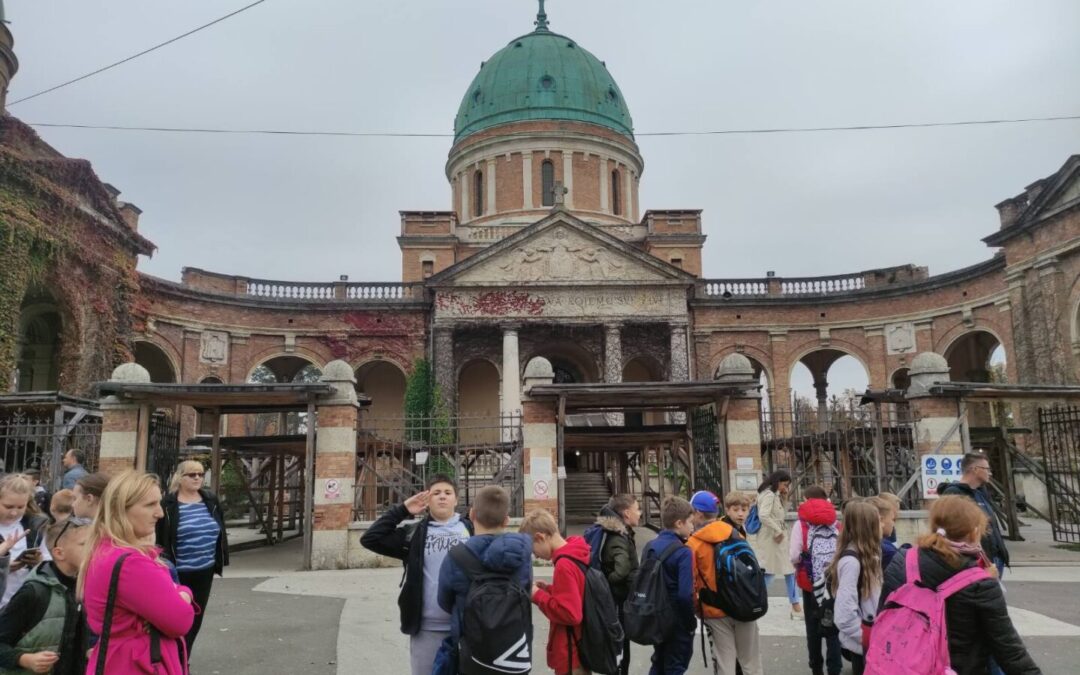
78, 470, 195, 675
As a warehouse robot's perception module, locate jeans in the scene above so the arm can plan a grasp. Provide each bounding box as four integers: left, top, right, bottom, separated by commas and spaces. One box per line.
650, 629, 694, 675
410, 629, 450, 675
802, 591, 842, 675
763, 573, 800, 606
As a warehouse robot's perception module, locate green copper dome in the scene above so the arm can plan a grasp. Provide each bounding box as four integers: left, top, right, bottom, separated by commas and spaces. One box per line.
453, 23, 634, 144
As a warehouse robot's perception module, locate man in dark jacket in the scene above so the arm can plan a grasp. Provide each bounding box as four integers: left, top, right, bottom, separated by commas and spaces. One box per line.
360, 474, 473, 675
940, 453, 1010, 574
879, 547, 1040, 675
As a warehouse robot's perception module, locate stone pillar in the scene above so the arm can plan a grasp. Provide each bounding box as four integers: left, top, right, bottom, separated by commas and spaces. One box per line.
906, 352, 965, 500
522, 151, 533, 210
310, 360, 359, 570
0, 20, 16, 112
717, 354, 761, 496
501, 327, 522, 438
433, 325, 456, 412
603, 325, 623, 384
562, 151, 574, 209
460, 173, 470, 222
486, 158, 497, 215
599, 157, 609, 212
98, 363, 151, 475
669, 323, 690, 382
623, 169, 632, 220
521, 358, 559, 523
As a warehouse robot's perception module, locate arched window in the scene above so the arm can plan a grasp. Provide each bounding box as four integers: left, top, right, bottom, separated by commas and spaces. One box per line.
473, 170, 484, 217
541, 160, 555, 206
611, 170, 622, 216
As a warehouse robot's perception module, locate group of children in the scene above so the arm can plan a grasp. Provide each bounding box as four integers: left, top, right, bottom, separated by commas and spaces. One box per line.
363, 472, 765, 675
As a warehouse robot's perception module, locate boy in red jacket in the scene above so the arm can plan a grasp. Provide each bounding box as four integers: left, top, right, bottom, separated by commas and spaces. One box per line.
520, 509, 591, 675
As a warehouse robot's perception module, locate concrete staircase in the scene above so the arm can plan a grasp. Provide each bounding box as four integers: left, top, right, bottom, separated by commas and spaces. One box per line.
564, 471, 611, 524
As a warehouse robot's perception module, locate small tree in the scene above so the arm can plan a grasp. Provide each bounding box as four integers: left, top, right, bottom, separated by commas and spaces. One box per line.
404, 359, 455, 463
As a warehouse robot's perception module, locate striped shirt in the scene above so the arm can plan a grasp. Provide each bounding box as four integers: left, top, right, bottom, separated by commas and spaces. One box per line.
175, 501, 221, 571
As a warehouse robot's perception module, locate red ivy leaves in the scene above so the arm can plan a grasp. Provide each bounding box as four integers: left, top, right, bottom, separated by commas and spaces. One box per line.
436, 291, 546, 317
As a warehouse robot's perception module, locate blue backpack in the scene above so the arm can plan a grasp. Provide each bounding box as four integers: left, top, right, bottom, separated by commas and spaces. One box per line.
745, 503, 762, 535
582, 524, 608, 570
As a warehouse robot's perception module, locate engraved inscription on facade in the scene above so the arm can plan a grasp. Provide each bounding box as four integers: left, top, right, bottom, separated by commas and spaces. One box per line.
435, 287, 685, 320
200, 330, 229, 364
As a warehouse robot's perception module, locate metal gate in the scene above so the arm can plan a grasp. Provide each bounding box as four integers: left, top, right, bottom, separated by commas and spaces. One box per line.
147, 414, 181, 486
1038, 406, 1080, 543
691, 404, 722, 494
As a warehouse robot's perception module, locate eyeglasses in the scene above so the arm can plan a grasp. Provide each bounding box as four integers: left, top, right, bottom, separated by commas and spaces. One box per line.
974, 465, 992, 474
183, 472, 205, 479
54, 516, 92, 546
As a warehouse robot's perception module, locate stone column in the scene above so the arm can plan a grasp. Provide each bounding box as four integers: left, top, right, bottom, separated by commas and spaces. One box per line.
433, 326, 456, 413
460, 173, 470, 222
669, 323, 690, 382
906, 352, 965, 501
604, 325, 623, 425
522, 151, 534, 210
716, 355, 762, 496
501, 326, 522, 439
98, 363, 151, 475
521, 358, 559, 524
813, 375, 829, 432
310, 360, 359, 570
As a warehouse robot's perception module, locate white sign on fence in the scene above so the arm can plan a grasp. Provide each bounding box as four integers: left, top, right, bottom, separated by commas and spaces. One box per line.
921, 453, 965, 498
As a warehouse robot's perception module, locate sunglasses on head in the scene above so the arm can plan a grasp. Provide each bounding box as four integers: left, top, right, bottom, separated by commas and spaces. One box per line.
54, 516, 92, 546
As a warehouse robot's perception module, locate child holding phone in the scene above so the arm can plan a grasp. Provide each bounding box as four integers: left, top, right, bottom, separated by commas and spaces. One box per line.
0, 475, 50, 610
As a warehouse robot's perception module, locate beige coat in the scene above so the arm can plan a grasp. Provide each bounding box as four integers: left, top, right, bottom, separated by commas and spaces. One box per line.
752, 488, 794, 575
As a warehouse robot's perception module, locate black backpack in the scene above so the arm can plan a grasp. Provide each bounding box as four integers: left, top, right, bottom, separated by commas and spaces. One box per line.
622, 540, 681, 645
449, 544, 533, 675
562, 557, 624, 675
699, 537, 769, 622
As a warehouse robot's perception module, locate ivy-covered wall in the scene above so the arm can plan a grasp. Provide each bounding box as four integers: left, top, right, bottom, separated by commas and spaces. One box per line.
0, 117, 153, 395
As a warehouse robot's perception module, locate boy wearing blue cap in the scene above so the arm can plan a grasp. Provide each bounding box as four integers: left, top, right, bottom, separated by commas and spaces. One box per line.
690, 491, 720, 531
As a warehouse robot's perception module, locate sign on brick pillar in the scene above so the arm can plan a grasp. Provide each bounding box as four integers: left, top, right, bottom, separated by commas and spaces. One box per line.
98, 363, 152, 475
716, 353, 762, 496
521, 357, 559, 525
310, 360, 359, 571
905, 351, 966, 501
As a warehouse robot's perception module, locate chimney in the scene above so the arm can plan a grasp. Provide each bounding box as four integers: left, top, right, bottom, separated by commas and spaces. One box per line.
117, 201, 142, 231
995, 195, 1026, 230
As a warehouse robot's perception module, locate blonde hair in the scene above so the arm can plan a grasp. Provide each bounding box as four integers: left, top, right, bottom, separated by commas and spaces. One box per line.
77, 470, 163, 599
724, 491, 752, 508
169, 460, 206, 493
0, 473, 33, 501
878, 492, 902, 513
50, 489, 77, 518
827, 500, 882, 600
519, 508, 559, 537
917, 495, 988, 569
867, 496, 893, 518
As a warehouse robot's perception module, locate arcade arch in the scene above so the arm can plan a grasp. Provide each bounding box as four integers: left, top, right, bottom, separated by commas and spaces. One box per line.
133, 341, 177, 384
458, 359, 500, 444
790, 349, 870, 431
247, 356, 322, 435
944, 330, 1008, 426
15, 291, 62, 392
355, 360, 407, 421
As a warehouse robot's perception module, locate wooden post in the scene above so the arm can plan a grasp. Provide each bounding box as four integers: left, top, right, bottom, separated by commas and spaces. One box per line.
210, 412, 222, 496
302, 398, 316, 570
134, 404, 151, 472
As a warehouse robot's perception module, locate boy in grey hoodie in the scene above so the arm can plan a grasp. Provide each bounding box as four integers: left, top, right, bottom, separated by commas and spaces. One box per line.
360, 474, 472, 675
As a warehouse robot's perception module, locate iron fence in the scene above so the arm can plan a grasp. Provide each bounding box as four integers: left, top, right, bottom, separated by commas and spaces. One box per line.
147, 414, 181, 487
760, 400, 921, 508
1038, 405, 1080, 543
0, 403, 102, 489
354, 413, 523, 521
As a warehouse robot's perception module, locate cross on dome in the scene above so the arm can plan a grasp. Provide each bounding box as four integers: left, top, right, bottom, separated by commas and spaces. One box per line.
535, 0, 549, 32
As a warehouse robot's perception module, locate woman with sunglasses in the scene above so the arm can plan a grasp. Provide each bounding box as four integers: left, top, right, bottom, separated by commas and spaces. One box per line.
0, 516, 92, 675
155, 460, 229, 656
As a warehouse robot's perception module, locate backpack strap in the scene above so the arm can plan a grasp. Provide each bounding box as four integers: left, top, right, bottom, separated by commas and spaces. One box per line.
448, 543, 488, 580
94, 552, 133, 675
934, 565, 990, 599
656, 540, 683, 564
801, 520, 810, 553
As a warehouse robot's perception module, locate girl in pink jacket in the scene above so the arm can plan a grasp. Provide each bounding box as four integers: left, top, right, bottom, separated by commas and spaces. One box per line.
79, 470, 195, 675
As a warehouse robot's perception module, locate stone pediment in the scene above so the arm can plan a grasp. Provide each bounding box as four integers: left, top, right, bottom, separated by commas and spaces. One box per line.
432, 211, 692, 286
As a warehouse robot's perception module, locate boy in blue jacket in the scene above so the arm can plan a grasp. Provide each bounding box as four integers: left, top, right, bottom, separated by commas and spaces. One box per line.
641, 496, 696, 675
437, 485, 533, 673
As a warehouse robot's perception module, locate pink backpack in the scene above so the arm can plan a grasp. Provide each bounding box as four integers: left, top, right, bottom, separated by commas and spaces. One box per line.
865, 549, 989, 675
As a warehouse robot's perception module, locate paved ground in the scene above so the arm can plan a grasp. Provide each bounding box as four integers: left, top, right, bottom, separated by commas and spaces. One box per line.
190, 533, 1080, 674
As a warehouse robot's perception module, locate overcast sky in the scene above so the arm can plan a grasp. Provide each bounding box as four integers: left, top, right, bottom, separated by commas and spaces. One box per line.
5, 0, 1078, 394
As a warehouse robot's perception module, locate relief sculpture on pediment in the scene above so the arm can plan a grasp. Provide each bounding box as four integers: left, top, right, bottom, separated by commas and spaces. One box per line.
488, 227, 644, 283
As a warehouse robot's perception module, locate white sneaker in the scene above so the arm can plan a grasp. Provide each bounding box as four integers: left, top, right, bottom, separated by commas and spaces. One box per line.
791, 609, 804, 621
